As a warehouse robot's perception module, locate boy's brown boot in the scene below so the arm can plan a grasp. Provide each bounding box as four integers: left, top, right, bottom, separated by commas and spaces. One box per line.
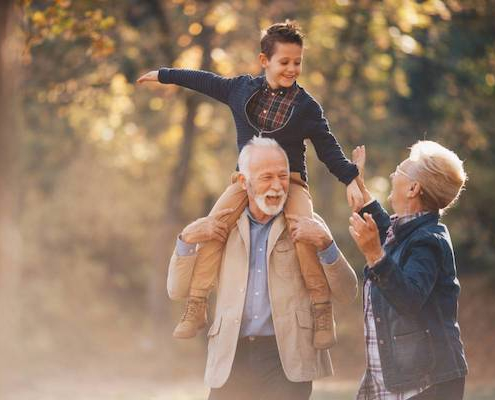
173, 296, 207, 339
312, 301, 337, 349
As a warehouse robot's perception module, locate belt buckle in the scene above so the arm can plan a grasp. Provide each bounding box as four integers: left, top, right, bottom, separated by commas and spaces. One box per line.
248, 335, 256, 342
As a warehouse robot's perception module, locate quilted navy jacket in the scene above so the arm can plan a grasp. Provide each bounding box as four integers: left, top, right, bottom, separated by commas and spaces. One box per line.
361, 200, 468, 391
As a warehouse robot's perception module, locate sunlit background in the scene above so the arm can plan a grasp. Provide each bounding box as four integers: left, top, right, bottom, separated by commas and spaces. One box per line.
0, 0, 494, 399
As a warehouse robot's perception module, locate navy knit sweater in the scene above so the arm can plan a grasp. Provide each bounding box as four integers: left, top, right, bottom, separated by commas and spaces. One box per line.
158, 68, 358, 184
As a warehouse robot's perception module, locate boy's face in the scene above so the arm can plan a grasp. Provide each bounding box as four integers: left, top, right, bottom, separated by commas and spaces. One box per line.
259, 42, 303, 89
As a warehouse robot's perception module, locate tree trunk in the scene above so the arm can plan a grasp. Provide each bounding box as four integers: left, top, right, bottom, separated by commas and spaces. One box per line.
146, 1, 215, 343
0, 0, 22, 392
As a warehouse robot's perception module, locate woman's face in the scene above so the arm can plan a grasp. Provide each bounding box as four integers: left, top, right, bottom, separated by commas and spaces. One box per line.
388, 159, 416, 215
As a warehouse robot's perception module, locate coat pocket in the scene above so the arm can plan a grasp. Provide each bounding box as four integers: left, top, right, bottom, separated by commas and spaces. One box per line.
274, 239, 297, 278
294, 310, 316, 368
392, 329, 435, 374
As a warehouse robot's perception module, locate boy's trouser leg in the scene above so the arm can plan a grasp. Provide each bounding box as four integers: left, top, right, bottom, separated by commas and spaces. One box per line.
284, 173, 331, 304
189, 173, 248, 298
284, 173, 336, 349
174, 173, 247, 338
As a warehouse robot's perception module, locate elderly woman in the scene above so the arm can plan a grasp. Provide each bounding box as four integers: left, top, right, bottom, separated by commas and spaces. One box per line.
349, 141, 468, 400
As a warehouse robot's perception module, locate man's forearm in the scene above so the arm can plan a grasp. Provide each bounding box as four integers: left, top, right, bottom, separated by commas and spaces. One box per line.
321, 251, 358, 305
167, 244, 197, 300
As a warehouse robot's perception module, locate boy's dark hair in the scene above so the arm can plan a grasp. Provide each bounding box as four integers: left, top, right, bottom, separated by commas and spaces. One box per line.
260, 20, 304, 59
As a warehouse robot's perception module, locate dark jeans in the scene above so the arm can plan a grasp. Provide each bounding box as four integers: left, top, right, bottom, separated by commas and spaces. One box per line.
409, 377, 465, 400
208, 335, 312, 400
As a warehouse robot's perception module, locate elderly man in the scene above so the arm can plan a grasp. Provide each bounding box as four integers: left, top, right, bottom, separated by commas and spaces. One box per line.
167, 137, 358, 400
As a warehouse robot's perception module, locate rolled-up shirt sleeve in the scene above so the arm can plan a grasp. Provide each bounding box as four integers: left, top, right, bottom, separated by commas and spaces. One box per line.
176, 236, 197, 256
318, 241, 340, 266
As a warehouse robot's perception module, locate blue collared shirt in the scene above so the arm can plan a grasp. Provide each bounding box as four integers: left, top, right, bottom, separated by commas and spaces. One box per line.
239, 209, 278, 337
176, 209, 340, 337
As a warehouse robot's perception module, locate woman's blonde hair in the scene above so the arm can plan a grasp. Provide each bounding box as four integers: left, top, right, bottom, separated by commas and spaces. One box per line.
407, 140, 467, 213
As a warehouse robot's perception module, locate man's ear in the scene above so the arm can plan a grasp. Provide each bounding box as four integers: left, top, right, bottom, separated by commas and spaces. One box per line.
238, 173, 248, 191
259, 52, 268, 68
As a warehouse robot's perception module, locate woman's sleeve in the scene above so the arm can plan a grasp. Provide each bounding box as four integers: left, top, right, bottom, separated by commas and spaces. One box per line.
368, 235, 443, 315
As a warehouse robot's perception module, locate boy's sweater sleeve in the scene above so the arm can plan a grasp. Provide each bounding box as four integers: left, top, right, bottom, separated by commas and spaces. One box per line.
158, 68, 240, 105
306, 101, 359, 185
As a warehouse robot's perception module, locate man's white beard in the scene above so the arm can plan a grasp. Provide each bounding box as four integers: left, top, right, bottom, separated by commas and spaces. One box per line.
254, 189, 287, 216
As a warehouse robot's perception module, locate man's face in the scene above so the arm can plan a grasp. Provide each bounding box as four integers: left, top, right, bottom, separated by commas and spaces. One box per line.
260, 42, 303, 89
242, 147, 290, 217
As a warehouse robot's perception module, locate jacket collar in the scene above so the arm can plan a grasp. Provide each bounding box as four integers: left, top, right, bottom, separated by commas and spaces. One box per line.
236, 212, 251, 256
267, 213, 286, 256
392, 212, 439, 244
236, 209, 286, 257
364, 212, 439, 280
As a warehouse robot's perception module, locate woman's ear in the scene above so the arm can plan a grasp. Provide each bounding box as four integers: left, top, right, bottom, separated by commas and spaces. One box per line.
408, 181, 422, 198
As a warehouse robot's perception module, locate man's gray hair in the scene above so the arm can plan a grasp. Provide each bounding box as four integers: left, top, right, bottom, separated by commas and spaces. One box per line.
238, 136, 289, 179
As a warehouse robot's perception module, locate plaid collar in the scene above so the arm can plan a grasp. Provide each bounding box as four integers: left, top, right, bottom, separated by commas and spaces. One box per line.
390, 211, 431, 227
261, 79, 298, 96
384, 211, 431, 246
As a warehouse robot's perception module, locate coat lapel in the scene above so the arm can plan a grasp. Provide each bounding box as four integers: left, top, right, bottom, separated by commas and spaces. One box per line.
236, 212, 251, 256
266, 213, 287, 257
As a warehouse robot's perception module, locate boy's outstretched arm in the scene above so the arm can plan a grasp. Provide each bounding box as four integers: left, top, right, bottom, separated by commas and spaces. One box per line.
137, 68, 241, 105
306, 101, 362, 210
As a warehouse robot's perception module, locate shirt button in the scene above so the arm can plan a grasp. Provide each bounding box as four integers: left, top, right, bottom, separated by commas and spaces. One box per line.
235, 319, 239, 324
257, 269, 261, 273
263, 110, 267, 114
379, 340, 384, 345
255, 292, 259, 296
376, 317, 381, 323
259, 248, 263, 252
240, 288, 245, 293
254, 315, 259, 319
271, 92, 275, 96
279, 91, 283, 94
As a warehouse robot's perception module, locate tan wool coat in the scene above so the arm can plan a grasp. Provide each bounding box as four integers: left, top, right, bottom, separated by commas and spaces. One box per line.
167, 212, 358, 388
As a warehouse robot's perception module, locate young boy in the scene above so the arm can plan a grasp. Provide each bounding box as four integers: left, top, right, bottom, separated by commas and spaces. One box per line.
138, 21, 362, 349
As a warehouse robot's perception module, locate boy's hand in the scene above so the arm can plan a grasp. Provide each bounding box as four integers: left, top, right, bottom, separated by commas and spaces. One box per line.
285, 214, 333, 252
352, 145, 366, 179
350, 145, 373, 206
136, 70, 159, 84
180, 209, 234, 244
347, 179, 364, 212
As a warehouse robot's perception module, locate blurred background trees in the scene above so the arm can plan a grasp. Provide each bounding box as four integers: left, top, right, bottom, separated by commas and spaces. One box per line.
3, 0, 495, 397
